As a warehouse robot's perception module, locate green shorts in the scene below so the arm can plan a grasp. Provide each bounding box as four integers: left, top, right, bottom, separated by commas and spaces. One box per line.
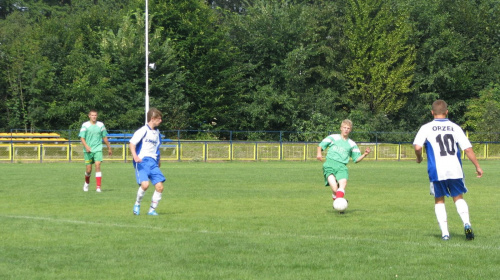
84, 151, 103, 165
322, 160, 349, 186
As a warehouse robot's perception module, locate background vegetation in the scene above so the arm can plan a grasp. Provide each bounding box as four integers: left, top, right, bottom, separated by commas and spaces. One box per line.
1, 0, 499, 136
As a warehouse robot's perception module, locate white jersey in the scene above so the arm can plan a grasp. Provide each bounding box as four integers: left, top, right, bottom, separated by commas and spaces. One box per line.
413, 118, 472, 181
129, 125, 162, 161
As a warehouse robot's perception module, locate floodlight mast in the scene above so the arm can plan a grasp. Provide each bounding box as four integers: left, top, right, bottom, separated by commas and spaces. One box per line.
145, 0, 150, 124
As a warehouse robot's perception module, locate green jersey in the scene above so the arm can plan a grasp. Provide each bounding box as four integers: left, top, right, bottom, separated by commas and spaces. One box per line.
318, 134, 362, 164
79, 121, 108, 152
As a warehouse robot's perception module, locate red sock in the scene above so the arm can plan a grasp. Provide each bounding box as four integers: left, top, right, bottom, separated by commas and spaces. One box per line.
96, 176, 102, 187
85, 175, 90, 184
336, 190, 345, 198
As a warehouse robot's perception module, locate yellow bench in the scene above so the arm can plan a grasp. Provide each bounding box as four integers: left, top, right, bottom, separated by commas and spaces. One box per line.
0, 133, 68, 143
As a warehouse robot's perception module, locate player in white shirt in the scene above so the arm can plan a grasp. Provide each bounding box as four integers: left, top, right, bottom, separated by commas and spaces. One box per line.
130, 108, 165, 216
413, 100, 483, 241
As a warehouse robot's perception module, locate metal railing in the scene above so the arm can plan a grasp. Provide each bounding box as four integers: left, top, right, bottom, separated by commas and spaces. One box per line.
1, 141, 499, 163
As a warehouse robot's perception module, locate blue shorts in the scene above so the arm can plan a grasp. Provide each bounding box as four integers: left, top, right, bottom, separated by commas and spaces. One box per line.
430, 179, 467, 198
133, 157, 166, 185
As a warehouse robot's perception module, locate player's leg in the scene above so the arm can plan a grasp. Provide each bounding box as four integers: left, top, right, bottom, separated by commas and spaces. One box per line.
94, 161, 102, 192
452, 194, 470, 225
454, 195, 474, 240
431, 181, 450, 240
133, 161, 151, 215
434, 197, 449, 240
83, 153, 93, 192
147, 182, 164, 216
327, 174, 338, 200
323, 162, 339, 200
449, 179, 474, 240
93, 151, 104, 192
336, 179, 347, 198
147, 163, 166, 216
334, 164, 349, 199
133, 181, 149, 215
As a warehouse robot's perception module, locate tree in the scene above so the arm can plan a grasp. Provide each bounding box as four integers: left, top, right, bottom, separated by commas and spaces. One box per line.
406, 0, 500, 126
225, 1, 350, 132
146, 0, 242, 130
0, 12, 55, 131
464, 84, 500, 142
344, 0, 416, 115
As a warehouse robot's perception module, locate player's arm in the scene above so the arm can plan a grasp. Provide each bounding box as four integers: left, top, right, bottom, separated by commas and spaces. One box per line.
464, 147, 483, 178
80, 137, 91, 153
354, 147, 371, 163
129, 142, 141, 163
414, 144, 423, 163
316, 146, 324, 161
103, 136, 112, 156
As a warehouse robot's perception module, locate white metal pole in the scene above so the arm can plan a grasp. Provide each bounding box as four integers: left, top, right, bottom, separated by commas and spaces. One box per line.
145, 0, 149, 124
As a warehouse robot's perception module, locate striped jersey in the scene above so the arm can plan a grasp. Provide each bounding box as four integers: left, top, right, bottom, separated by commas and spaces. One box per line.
318, 134, 362, 164
413, 118, 472, 181
129, 125, 161, 162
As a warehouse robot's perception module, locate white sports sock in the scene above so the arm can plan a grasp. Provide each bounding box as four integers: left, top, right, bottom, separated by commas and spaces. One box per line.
149, 191, 162, 212
435, 203, 449, 237
135, 187, 146, 205
455, 199, 471, 226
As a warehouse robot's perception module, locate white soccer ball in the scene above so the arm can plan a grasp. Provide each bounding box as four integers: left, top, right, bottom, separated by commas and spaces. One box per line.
333, 198, 348, 212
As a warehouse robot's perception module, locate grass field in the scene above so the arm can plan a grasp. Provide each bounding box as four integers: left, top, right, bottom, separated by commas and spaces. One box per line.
1, 160, 499, 279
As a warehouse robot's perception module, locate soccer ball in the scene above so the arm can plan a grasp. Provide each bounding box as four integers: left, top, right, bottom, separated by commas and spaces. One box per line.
333, 198, 348, 212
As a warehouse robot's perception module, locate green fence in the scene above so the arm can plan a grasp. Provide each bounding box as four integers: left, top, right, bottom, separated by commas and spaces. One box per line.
2, 141, 500, 163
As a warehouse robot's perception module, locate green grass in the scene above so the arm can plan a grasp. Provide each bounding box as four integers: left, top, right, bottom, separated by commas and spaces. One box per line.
1, 160, 499, 279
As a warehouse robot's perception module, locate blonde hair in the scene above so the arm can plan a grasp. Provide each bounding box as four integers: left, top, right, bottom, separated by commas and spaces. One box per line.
341, 119, 353, 128
147, 108, 162, 122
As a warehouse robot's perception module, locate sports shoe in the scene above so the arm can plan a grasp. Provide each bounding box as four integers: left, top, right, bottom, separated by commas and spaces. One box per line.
83, 183, 89, 192
464, 224, 474, 240
147, 210, 159, 216
96, 187, 102, 193
442, 235, 450, 241
133, 205, 140, 215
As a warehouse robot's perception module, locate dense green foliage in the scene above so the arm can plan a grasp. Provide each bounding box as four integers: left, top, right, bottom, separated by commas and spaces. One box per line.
1, 0, 499, 134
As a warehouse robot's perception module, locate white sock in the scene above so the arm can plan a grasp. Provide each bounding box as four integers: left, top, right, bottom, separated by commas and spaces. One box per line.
455, 199, 471, 226
135, 187, 146, 205
435, 203, 449, 237
149, 191, 162, 212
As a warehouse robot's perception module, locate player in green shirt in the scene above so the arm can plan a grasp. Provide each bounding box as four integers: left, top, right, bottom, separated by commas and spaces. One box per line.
317, 119, 371, 203
79, 110, 112, 192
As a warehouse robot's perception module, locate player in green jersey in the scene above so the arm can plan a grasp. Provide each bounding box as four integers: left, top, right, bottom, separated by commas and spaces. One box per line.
317, 119, 371, 203
79, 110, 112, 192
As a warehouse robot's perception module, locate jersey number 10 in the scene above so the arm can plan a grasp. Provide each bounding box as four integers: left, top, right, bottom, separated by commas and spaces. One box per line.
436, 134, 456, 156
